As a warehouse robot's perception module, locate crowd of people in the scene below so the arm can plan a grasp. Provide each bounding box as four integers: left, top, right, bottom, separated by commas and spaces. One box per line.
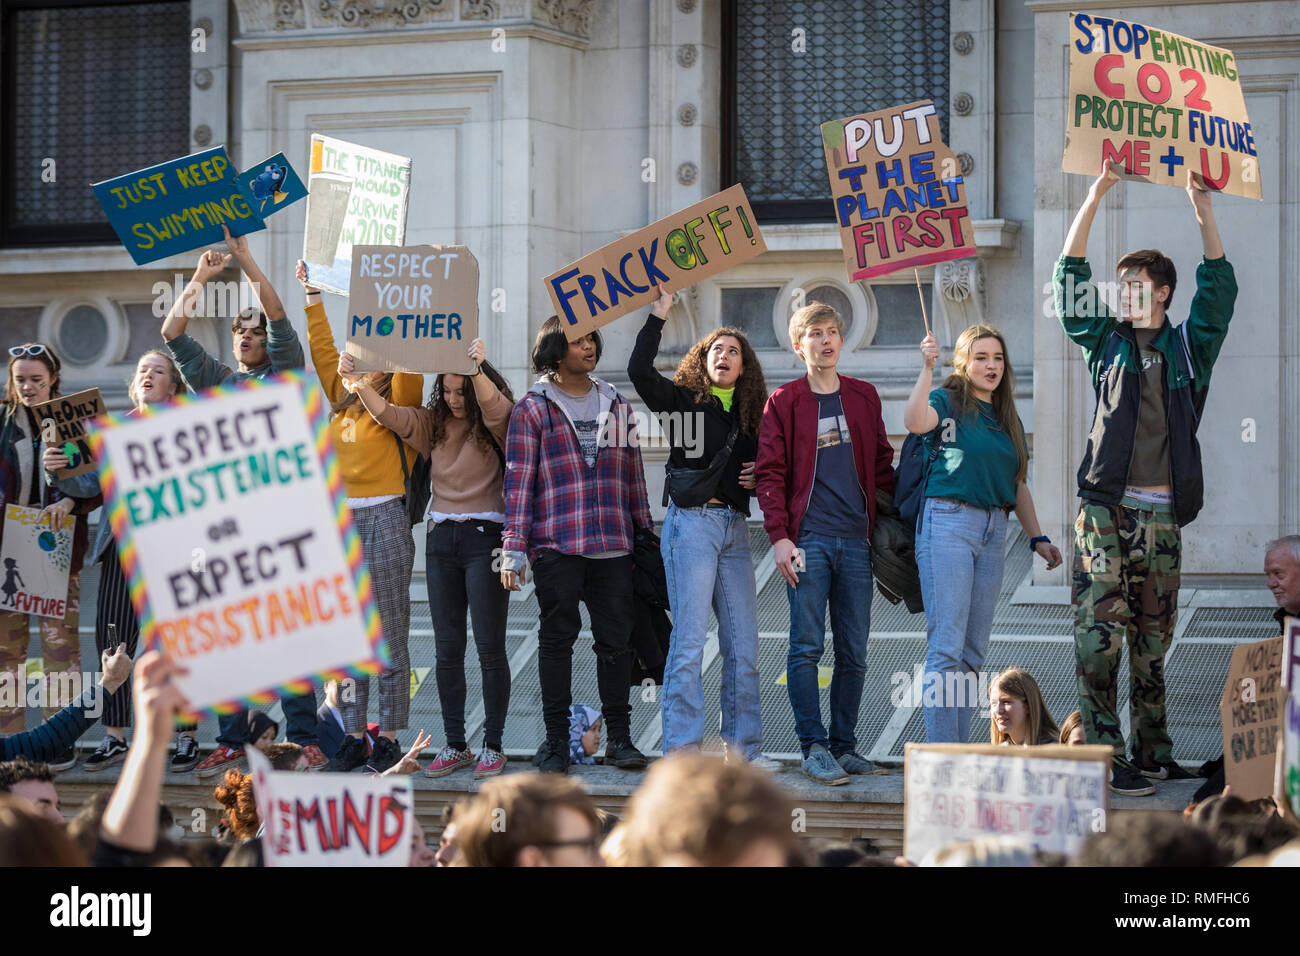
0, 158, 1296, 868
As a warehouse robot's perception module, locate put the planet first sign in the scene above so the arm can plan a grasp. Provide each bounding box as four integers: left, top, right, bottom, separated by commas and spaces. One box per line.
346, 244, 479, 374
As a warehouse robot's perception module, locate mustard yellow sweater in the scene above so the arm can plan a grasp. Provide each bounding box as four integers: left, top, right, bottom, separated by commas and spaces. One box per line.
306, 301, 424, 498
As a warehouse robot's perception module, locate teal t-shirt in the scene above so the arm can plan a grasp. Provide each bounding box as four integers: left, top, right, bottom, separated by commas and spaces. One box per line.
922, 387, 1020, 509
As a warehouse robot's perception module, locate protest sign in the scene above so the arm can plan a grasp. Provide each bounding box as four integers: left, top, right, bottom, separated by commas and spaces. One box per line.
1219, 636, 1284, 800
903, 742, 1111, 863
1063, 12, 1261, 200
820, 100, 975, 282
544, 184, 766, 341
0, 504, 72, 620
92, 147, 264, 265
33, 388, 104, 479
88, 372, 384, 716
247, 748, 413, 867
1284, 693, 1300, 819
92, 148, 312, 265
303, 135, 412, 295
235, 152, 308, 218
1282, 616, 1300, 691
346, 245, 479, 374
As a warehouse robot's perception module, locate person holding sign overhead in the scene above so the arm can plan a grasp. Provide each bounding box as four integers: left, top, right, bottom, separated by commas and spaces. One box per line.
903, 325, 1060, 745
160, 231, 326, 779
337, 336, 514, 781
43, 351, 189, 772
0, 342, 101, 770
627, 285, 777, 770
1055, 160, 1237, 795
298, 259, 424, 774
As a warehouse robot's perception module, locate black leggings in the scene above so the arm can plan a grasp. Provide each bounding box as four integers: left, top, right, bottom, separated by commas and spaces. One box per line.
95, 545, 140, 729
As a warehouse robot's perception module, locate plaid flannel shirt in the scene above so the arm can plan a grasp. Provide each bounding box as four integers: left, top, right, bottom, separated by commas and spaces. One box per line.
502, 377, 652, 567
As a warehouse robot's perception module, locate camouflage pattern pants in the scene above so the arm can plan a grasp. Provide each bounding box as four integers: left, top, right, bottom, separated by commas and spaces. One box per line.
0, 571, 82, 735
1072, 501, 1180, 767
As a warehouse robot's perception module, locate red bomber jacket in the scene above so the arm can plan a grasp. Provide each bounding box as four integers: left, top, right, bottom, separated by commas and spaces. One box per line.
754, 374, 896, 546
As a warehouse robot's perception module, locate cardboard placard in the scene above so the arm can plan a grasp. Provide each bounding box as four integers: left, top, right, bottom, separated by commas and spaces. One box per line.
304, 135, 412, 295
1063, 12, 1261, 200
346, 244, 479, 374
33, 388, 105, 479
820, 100, 975, 281
0, 504, 73, 620
544, 184, 766, 341
91, 148, 308, 265
903, 743, 1111, 863
247, 748, 412, 867
88, 372, 384, 716
1219, 636, 1284, 801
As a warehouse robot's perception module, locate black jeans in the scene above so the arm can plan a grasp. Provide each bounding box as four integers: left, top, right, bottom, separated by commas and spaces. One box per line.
426, 520, 510, 751
532, 551, 635, 746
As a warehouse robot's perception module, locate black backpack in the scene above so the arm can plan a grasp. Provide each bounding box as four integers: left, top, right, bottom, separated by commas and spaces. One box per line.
869, 432, 944, 613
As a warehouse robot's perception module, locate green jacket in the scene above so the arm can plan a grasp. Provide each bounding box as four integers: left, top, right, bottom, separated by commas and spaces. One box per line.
1053, 254, 1237, 526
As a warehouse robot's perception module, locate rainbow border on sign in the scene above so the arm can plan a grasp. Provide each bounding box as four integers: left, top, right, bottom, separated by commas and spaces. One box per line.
86, 369, 386, 720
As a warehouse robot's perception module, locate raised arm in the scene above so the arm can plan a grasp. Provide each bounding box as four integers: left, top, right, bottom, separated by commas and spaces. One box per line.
161, 249, 230, 341
1181, 172, 1237, 384
302, 259, 344, 402
465, 337, 512, 445
1062, 160, 1119, 258
1188, 170, 1224, 260
224, 225, 285, 322
627, 286, 680, 414
904, 334, 942, 434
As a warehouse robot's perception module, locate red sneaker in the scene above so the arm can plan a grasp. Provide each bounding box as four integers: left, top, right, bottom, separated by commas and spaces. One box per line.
423, 745, 474, 778
300, 744, 328, 772
195, 744, 245, 779
474, 746, 506, 779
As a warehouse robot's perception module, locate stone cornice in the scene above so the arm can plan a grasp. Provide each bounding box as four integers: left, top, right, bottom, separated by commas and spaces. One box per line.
232, 0, 593, 42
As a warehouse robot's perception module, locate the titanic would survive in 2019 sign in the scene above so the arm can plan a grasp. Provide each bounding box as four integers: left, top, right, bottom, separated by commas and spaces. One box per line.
89, 373, 385, 716
821, 100, 975, 281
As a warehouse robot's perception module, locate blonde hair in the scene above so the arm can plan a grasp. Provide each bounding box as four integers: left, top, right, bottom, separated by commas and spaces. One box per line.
989, 668, 1059, 746
941, 325, 1028, 485
788, 302, 843, 350
128, 350, 186, 409
618, 753, 795, 866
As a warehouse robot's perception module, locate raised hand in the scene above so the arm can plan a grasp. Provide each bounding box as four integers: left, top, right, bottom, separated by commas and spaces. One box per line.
650, 284, 674, 319
919, 333, 939, 370
222, 224, 250, 261
193, 249, 231, 284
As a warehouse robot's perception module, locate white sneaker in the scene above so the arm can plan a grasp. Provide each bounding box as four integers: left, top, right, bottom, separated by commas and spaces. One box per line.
746, 753, 784, 772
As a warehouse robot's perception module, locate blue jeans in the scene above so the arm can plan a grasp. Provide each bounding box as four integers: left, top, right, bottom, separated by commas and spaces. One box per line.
660, 504, 762, 756
786, 531, 872, 757
216, 690, 319, 749
916, 498, 1007, 744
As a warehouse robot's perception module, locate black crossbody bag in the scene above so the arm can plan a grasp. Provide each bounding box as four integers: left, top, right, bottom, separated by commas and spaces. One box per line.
662, 418, 740, 508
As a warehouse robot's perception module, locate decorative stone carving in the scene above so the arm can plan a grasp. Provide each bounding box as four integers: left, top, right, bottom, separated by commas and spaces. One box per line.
233, 0, 306, 32
677, 0, 697, 11
194, 68, 213, 90
313, 0, 452, 29
677, 103, 697, 126
953, 92, 973, 116
194, 16, 214, 34
461, 0, 495, 19
193, 125, 213, 146
935, 259, 986, 342
676, 162, 698, 186
676, 43, 697, 67
957, 152, 975, 175
952, 31, 973, 54
535, 0, 593, 37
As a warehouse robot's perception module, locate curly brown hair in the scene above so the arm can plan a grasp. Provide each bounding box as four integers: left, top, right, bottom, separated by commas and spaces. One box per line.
213, 769, 259, 842
427, 361, 514, 453
672, 327, 766, 436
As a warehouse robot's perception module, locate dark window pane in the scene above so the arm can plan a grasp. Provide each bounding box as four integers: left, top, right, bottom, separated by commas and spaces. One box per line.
7, 1, 191, 238
720, 287, 780, 350
729, 0, 949, 218
805, 284, 853, 330
58, 304, 110, 364
869, 283, 927, 345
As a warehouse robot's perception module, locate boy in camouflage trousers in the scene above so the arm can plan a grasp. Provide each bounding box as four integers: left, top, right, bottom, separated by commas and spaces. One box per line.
1055, 162, 1236, 796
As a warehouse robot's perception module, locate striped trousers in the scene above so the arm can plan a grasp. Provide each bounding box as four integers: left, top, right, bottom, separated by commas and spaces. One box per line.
96, 544, 141, 729
339, 499, 415, 733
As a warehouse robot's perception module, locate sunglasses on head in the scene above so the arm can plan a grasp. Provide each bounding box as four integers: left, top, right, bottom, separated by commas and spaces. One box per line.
9, 344, 46, 358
